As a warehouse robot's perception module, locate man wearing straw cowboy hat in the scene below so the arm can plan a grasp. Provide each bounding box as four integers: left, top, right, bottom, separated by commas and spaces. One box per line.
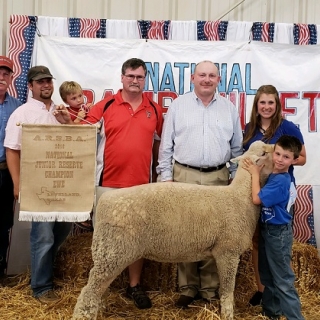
4, 65, 72, 302
0, 56, 21, 287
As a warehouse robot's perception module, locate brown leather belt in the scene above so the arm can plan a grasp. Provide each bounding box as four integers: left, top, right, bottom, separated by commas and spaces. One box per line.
175, 160, 225, 172
0, 161, 8, 170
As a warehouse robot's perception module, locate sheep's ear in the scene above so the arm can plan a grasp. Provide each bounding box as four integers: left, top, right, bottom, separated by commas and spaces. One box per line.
264, 144, 275, 153
230, 155, 243, 164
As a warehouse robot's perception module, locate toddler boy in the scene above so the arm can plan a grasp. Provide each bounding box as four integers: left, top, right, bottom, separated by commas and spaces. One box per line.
59, 81, 92, 123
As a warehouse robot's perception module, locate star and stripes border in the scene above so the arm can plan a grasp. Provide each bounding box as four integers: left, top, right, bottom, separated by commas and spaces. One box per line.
294, 23, 317, 45
68, 18, 106, 38
8, 15, 37, 103
197, 21, 228, 41
8, 15, 319, 104
294, 185, 316, 247
137, 20, 171, 40
251, 22, 275, 42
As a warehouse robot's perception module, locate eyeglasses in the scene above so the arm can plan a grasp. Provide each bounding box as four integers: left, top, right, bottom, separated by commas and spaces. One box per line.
123, 74, 146, 82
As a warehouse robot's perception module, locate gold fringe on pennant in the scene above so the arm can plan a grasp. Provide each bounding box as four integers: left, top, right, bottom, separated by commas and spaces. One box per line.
19, 211, 91, 222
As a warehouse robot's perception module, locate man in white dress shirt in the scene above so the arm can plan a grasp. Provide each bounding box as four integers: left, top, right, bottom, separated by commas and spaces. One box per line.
157, 60, 243, 308
4, 66, 72, 303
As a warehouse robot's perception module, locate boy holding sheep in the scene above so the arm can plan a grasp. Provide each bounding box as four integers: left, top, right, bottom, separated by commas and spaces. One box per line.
243, 135, 304, 320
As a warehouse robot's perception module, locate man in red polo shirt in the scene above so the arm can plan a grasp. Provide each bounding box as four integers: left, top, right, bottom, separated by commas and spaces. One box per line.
55, 58, 163, 309
92, 59, 163, 189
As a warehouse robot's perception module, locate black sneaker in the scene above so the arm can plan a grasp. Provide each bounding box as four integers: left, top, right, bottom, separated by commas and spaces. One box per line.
175, 295, 195, 308
126, 284, 152, 309
249, 291, 263, 306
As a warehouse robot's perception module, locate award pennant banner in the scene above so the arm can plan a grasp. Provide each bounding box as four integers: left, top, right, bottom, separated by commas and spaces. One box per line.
19, 124, 97, 222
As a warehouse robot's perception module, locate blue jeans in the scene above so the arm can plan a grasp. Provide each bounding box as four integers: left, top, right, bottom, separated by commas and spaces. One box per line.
259, 223, 304, 320
30, 221, 72, 296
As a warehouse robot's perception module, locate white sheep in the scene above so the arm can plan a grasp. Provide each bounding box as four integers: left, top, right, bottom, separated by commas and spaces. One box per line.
72, 141, 274, 320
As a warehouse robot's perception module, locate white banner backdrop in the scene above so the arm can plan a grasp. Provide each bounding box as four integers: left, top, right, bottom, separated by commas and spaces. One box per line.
7, 36, 319, 275
33, 36, 319, 186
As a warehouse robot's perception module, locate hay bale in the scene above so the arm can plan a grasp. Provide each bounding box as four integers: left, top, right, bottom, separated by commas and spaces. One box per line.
55, 232, 178, 292
56, 233, 320, 295
2, 233, 319, 319
54, 232, 92, 285
292, 241, 320, 293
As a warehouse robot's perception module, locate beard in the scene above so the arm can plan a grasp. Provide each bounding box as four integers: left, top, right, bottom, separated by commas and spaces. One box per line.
40, 90, 53, 100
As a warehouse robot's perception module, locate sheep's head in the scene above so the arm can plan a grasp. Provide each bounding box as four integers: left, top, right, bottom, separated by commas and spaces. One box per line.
231, 141, 274, 180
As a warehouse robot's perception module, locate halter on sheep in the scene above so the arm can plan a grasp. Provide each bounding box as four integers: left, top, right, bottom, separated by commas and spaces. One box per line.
72, 141, 274, 320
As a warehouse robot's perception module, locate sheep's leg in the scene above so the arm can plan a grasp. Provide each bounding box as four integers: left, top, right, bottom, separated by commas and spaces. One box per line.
72, 233, 141, 320
214, 253, 240, 320
72, 264, 118, 320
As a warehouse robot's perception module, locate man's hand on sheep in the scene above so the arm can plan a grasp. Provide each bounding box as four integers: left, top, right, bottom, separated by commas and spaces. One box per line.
242, 158, 264, 177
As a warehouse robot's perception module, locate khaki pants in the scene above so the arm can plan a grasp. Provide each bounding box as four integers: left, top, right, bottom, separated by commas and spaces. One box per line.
173, 162, 229, 299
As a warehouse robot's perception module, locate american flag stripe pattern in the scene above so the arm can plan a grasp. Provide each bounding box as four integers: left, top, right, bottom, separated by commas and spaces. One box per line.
197, 21, 228, 41
294, 23, 317, 45
8, 15, 37, 103
252, 22, 274, 42
137, 20, 170, 40
293, 185, 316, 247
69, 18, 102, 38
80, 19, 101, 38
